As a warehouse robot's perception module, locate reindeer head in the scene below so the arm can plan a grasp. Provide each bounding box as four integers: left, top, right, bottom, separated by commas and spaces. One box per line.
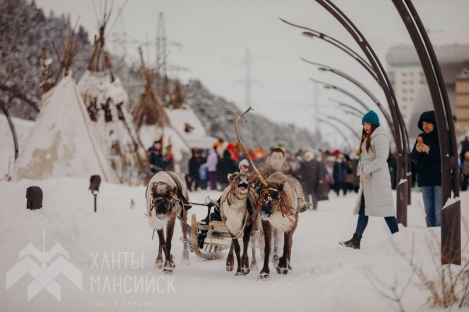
150, 182, 177, 220
228, 172, 250, 200
257, 182, 285, 220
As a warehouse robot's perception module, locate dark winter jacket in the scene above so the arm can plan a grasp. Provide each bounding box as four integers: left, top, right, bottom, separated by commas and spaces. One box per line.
333, 160, 348, 183
217, 150, 238, 184
299, 159, 322, 193
149, 148, 165, 172
410, 111, 441, 187
188, 153, 201, 178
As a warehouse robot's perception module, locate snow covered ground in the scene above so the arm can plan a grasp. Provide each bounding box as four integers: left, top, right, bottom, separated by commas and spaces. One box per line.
0, 177, 467, 312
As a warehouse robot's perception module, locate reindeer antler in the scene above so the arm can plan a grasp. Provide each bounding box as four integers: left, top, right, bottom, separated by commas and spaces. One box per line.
234, 107, 268, 187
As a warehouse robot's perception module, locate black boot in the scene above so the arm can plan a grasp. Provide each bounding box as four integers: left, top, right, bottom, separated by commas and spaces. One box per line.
352, 234, 362, 249
339, 233, 362, 249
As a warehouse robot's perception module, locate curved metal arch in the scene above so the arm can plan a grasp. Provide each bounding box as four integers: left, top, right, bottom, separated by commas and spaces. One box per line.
315, 0, 410, 227
317, 117, 354, 151
302, 58, 394, 137
392, 0, 461, 265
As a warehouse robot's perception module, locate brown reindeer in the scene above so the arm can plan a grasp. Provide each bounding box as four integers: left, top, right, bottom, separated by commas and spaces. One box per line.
146, 171, 190, 274
219, 172, 258, 276
234, 107, 305, 281
256, 172, 302, 280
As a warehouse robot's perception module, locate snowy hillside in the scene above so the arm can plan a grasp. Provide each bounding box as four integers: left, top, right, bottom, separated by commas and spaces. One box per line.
186, 80, 321, 151
1, 176, 467, 311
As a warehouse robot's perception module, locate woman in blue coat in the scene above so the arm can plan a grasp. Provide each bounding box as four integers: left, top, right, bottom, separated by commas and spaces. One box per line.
340, 111, 399, 249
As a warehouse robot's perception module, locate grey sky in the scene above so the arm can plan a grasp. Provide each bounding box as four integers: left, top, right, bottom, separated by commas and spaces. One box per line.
35, 0, 469, 147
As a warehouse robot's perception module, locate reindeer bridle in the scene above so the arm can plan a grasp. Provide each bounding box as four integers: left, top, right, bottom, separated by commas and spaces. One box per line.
150, 182, 180, 218
256, 187, 294, 223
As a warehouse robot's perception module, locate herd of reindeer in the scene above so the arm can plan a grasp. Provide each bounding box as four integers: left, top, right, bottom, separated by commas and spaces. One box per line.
145, 108, 308, 281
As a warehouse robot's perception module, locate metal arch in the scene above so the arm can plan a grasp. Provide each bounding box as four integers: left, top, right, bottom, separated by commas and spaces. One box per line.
280, 17, 411, 178
343, 110, 362, 120
328, 99, 366, 115
392, 0, 461, 265
324, 114, 361, 141
317, 117, 354, 151
302, 58, 395, 137
315, 0, 410, 227
279, 18, 378, 82
309, 78, 371, 113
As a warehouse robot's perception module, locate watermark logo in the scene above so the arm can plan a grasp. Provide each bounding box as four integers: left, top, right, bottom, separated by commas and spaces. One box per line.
5, 229, 82, 302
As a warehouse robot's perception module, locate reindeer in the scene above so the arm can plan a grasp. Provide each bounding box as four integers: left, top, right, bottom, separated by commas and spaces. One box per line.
234, 107, 305, 281
218, 172, 258, 276
146, 171, 190, 274
256, 172, 303, 280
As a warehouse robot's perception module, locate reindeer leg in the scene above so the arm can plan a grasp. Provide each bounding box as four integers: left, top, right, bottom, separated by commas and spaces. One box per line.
233, 238, 244, 276
241, 219, 253, 275
155, 229, 165, 269
272, 228, 279, 267
259, 220, 271, 281
226, 241, 234, 271
181, 209, 190, 265
163, 215, 176, 274
288, 235, 293, 271
250, 232, 258, 271
277, 231, 291, 275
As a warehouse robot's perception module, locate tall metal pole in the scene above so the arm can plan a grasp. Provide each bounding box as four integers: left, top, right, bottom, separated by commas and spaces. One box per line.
392, 0, 461, 265
315, 0, 410, 226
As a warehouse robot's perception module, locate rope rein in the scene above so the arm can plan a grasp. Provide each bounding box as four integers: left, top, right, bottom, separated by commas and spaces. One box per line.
256, 188, 295, 224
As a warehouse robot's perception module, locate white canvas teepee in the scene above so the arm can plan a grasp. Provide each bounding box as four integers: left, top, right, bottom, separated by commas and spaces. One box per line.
76, 12, 149, 185
77, 69, 149, 184
12, 73, 119, 183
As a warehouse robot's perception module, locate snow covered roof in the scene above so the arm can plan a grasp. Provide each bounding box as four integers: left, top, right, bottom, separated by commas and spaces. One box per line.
11, 74, 119, 183
387, 34, 469, 66
138, 106, 217, 160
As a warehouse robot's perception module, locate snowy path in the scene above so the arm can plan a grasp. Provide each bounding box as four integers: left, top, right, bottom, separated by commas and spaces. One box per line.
0, 178, 467, 311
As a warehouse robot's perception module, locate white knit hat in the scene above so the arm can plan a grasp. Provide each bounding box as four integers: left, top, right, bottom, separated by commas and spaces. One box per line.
239, 159, 250, 168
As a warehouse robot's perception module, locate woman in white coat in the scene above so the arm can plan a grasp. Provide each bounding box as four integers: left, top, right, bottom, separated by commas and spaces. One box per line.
340, 110, 399, 249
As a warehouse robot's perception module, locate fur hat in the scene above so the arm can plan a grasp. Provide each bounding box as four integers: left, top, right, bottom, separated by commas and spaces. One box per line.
362, 110, 380, 126
239, 159, 249, 168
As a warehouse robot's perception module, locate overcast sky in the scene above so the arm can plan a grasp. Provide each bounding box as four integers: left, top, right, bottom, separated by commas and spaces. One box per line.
35, 0, 469, 147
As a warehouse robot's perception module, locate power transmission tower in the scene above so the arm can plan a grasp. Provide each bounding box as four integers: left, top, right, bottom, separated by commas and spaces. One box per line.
234, 49, 262, 109
155, 12, 182, 105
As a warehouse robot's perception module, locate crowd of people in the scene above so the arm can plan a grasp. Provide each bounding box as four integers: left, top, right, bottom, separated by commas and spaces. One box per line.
146, 109, 468, 250
146, 111, 469, 216
182, 140, 374, 211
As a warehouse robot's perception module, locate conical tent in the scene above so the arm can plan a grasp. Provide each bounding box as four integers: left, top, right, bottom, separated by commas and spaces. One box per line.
131, 48, 216, 165
132, 47, 170, 131
12, 73, 119, 183
77, 12, 149, 184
